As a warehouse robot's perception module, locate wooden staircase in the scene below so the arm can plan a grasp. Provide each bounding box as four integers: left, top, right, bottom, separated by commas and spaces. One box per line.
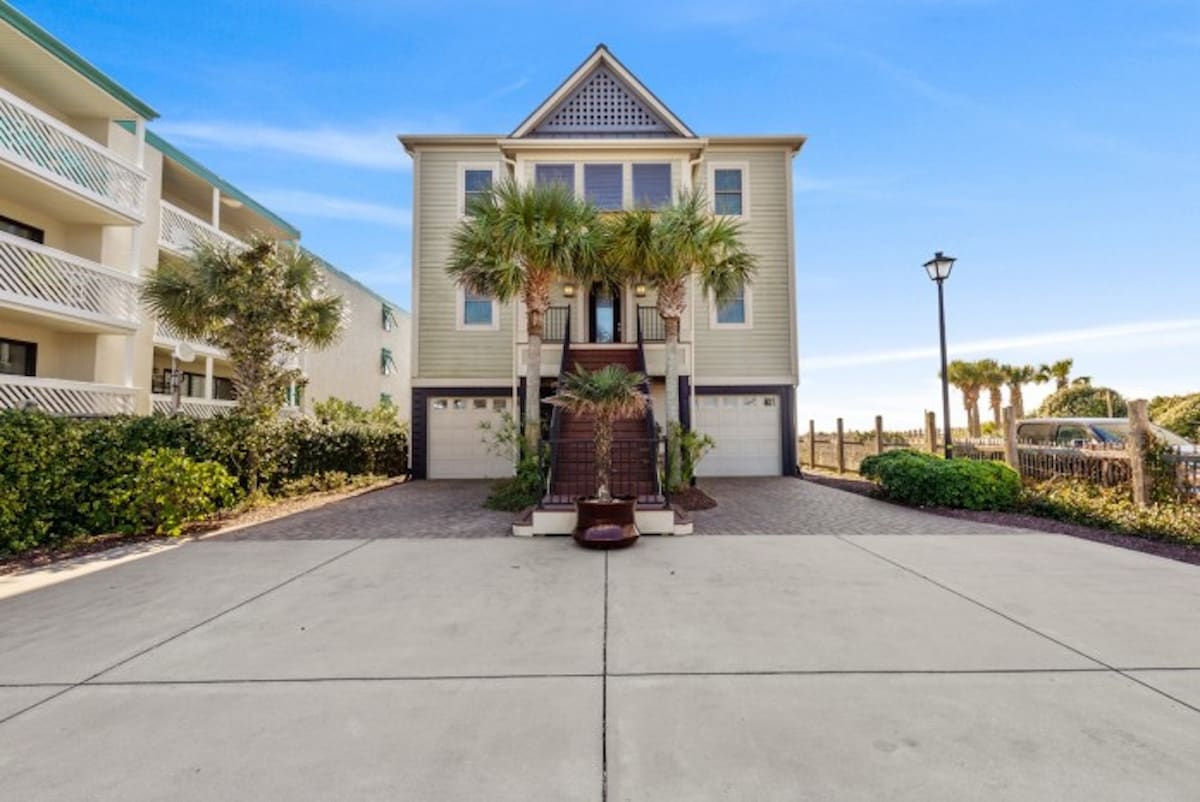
544, 308, 664, 506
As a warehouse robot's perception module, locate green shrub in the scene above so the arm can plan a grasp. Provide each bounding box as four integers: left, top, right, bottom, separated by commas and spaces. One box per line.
1150, 393, 1200, 442
1023, 480, 1200, 545
107, 448, 240, 536
478, 411, 543, 511
665, 421, 715, 493
860, 449, 1022, 510
1036, 385, 1127, 418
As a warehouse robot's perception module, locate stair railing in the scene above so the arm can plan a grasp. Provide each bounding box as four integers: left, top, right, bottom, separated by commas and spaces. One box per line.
636, 307, 666, 500
544, 304, 571, 501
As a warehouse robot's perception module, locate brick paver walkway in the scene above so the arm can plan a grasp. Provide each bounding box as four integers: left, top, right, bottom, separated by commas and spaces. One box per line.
220, 476, 1035, 540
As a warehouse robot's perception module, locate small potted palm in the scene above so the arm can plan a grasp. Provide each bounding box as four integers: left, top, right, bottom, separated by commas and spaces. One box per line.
549, 364, 650, 549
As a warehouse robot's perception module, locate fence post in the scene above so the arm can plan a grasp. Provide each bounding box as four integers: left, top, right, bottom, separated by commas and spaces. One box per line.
874, 415, 884, 455
1128, 399, 1152, 507
835, 418, 846, 473
808, 419, 816, 469
1002, 406, 1019, 473
925, 411, 937, 454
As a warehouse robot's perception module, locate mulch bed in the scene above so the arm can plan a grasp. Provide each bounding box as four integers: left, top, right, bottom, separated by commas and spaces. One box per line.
671, 486, 718, 511
799, 472, 1200, 567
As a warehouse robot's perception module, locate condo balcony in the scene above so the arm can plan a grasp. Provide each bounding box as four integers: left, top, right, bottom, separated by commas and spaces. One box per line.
0, 85, 147, 224
0, 230, 140, 331
158, 200, 245, 257
0, 374, 134, 415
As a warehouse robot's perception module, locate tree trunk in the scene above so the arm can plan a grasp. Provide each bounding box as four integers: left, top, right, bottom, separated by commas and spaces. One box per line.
990, 388, 1003, 427
1010, 384, 1025, 419
595, 416, 612, 501
664, 316, 682, 490
523, 284, 550, 452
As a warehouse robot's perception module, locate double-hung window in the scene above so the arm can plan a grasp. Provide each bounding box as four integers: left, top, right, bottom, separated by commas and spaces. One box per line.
584, 164, 623, 210
535, 163, 575, 193
713, 168, 744, 215
462, 168, 493, 216
714, 281, 750, 327
459, 287, 496, 329
632, 163, 672, 208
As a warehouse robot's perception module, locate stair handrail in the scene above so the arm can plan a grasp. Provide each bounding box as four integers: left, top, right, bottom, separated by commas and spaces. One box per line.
545, 304, 571, 501
636, 307, 665, 500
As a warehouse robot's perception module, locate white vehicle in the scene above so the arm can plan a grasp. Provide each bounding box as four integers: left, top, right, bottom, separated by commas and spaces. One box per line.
1016, 418, 1197, 452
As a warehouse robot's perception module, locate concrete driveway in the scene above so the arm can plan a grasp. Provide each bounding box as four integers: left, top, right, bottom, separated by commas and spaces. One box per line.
1, 482, 1199, 800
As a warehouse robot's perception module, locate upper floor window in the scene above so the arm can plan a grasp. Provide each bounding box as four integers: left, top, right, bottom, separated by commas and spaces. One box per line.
382, 303, 399, 332
0, 337, 36, 376
713, 168, 744, 216
714, 281, 751, 328
380, 348, 398, 376
632, 163, 671, 208
535, 163, 575, 193
458, 286, 498, 330
584, 164, 623, 210
709, 162, 749, 218
0, 214, 45, 244
462, 168, 493, 215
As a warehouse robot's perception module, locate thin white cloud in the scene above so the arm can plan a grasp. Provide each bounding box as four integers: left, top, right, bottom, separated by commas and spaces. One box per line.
154, 121, 411, 171
250, 189, 411, 228
804, 319, 1200, 370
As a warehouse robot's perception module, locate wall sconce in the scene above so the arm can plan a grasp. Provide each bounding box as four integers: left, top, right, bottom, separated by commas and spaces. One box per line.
562, 282, 576, 298
634, 283, 647, 298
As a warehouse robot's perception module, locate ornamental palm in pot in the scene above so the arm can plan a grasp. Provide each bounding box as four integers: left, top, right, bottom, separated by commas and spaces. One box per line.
549, 364, 650, 549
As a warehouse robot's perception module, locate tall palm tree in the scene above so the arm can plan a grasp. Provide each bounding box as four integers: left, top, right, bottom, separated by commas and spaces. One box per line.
447, 179, 605, 449
945, 360, 984, 438
549, 365, 649, 501
1039, 358, 1075, 390
606, 187, 755, 485
142, 235, 343, 421
977, 359, 1005, 429
1000, 363, 1039, 418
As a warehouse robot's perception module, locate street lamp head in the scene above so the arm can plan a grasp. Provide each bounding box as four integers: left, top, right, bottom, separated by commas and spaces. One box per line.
924, 251, 956, 282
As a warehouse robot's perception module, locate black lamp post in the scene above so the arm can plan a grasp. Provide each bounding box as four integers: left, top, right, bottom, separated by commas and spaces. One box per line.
924, 251, 956, 459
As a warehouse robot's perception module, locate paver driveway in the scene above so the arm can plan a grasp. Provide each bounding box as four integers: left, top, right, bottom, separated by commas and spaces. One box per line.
2, 480, 1199, 800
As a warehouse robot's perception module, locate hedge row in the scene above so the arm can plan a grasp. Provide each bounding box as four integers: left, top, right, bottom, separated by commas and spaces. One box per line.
859, 449, 1023, 510
0, 411, 408, 556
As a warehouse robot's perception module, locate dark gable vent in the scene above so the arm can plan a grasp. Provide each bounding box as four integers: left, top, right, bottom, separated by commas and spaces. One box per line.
534, 67, 673, 136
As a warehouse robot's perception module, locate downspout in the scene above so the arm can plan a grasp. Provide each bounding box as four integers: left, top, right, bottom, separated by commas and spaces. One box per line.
686, 152, 704, 430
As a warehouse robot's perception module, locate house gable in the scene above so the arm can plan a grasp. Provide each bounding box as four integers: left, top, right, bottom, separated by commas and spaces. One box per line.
511, 45, 695, 139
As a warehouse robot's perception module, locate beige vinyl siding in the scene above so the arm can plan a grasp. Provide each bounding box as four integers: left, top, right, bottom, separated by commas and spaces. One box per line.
693, 148, 796, 381
414, 147, 514, 380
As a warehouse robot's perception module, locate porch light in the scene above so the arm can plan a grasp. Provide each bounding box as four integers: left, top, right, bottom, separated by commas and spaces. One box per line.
562, 282, 576, 298
923, 251, 956, 282
634, 283, 647, 298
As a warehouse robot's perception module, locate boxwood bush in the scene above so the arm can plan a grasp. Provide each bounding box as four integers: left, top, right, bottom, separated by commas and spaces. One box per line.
859, 449, 1022, 511
0, 410, 409, 557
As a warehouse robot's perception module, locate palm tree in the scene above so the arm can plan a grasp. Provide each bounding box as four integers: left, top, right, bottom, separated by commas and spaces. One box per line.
1000, 363, 1039, 419
1039, 358, 1075, 390
977, 359, 1005, 429
549, 364, 649, 501
447, 179, 604, 449
606, 187, 755, 485
945, 360, 984, 438
142, 236, 343, 421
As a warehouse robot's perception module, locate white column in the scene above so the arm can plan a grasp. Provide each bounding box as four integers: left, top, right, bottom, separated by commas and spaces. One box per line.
204, 356, 214, 400
123, 336, 135, 387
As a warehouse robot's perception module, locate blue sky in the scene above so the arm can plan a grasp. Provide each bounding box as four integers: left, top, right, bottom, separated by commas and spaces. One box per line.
20, 0, 1200, 428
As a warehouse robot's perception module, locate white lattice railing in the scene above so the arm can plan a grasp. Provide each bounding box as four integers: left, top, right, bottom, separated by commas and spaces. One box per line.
0, 85, 146, 220
159, 201, 244, 256
151, 394, 236, 418
0, 231, 140, 329
0, 375, 135, 416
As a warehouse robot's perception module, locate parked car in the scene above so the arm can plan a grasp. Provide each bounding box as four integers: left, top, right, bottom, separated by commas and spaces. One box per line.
1016, 418, 1197, 452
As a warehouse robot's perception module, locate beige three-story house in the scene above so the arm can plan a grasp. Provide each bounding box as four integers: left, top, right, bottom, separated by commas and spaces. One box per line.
402, 45, 803, 481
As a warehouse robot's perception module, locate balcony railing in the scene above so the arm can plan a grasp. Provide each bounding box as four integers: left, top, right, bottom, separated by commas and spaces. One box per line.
151, 394, 236, 419
544, 305, 570, 343
0, 230, 140, 330
0, 375, 135, 416
159, 201, 244, 256
0, 85, 146, 220
637, 305, 665, 343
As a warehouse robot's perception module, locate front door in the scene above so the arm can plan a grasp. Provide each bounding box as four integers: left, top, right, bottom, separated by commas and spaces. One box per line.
588, 282, 622, 343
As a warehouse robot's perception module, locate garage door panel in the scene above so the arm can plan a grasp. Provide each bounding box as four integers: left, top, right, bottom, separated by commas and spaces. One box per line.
695, 394, 781, 477
428, 397, 515, 479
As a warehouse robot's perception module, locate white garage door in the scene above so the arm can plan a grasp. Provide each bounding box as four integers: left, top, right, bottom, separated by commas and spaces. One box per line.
694, 394, 781, 477
428, 396, 515, 479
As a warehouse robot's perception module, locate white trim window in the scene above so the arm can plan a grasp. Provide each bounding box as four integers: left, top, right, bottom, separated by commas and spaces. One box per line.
632, 163, 672, 208
458, 164, 495, 218
707, 161, 750, 219
584, 163, 623, 210
457, 285, 499, 331
711, 281, 752, 329
534, 163, 576, 193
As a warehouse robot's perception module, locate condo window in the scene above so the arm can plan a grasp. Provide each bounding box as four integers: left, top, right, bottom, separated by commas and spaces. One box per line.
382, 303, 398, 332
584, 164, 623, 210
380, 348, 398, 376
632, 163, 671, 208
0, 338, 36, 376
463, 288, 494, 327
0, 215, 44, 244
535, 164, 575, 193
716, 282, 748, 325
463, 169, 493, 214
713, 169, 744, 216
